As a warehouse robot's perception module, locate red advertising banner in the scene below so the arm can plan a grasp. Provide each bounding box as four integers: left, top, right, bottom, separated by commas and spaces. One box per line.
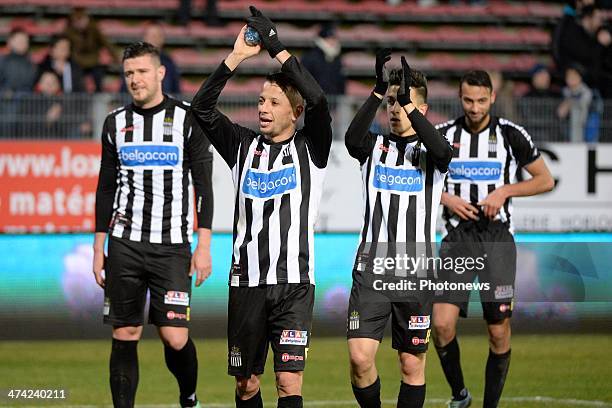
0, 141, 100, 233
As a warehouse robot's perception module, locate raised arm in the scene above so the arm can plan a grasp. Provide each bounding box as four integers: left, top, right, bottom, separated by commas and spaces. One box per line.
398, 57, 452, 172
247, 6, 332, 168
190, 25, 259, 168
345, 49, 391, 164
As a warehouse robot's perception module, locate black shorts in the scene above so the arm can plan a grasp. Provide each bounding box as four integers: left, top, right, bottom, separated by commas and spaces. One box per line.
227, 283, 314, 377
346, 271, 433, 355
435, 220, 516, 323
103, 236, 192, 328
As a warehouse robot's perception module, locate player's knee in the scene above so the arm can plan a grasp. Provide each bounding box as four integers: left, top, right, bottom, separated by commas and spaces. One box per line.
158, 327, 188, 350
113, 326, 142, 341
488, 320, 511, 349
349, 350, 375, 376
161, 335, 188, 351
433, 320, 456, 345
276, 372, 302, 396
235, 375, 260, 397
399, 352, 426, 380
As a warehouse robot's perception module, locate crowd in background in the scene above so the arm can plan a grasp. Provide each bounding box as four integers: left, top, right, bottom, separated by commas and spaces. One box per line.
0, 1, 611, 142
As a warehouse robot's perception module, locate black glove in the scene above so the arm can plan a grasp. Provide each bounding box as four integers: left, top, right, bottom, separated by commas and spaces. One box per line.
397, 56, 413, 107
374, 48, 391, 95
246, 6, 286, 58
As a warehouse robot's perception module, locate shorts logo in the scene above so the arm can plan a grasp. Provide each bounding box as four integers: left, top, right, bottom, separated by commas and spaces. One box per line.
495, 285, 514, 300
499, 302, 513, 313
242, 166, 297, 199
279, 330, 308, 345
373, 165, 423, 193
119, 145, 180, 167
408, 315, 431, 330
281, 353, 304, 363
166, 310, 188, 321
349, 311, 360, 330
103, 297, 110, 316
411, 329, 431, 346
230, 346, 242, 367
448, 161, 502, 182
164, 291, 190, 306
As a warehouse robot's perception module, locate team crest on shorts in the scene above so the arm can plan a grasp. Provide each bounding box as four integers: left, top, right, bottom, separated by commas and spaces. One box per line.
230, 346, 242, 367
349, 311, 360, 330
103, 297, 110, 316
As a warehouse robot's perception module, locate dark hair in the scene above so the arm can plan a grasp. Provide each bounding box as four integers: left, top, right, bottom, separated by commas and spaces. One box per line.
388, 68, 428, 103
459, 70, 492, 92
50, 34, 70, 47
265, 72, 304, 112
9, 27, 28, 37
122, 41, 160, 63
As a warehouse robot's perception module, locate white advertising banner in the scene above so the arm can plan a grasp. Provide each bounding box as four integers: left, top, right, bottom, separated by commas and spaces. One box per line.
211, 142, 612, 233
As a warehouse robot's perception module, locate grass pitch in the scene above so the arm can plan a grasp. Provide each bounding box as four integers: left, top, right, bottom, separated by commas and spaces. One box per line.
1, 334, 611, 407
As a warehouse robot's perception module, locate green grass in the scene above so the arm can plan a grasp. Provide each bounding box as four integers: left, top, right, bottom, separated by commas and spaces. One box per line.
1, 334, 611, 407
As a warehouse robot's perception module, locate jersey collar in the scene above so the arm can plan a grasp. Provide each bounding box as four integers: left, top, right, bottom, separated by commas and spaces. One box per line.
131, 94, 169, 116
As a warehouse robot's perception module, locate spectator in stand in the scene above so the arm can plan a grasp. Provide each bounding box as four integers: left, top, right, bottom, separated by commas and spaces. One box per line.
19, 71, 65, 138
521, 64, 561, 141
36, 34, 85, 93
552, 2, 611, 95
0, 28, 36, 138
525, 64, 560, 98
557, 64, 601, 142
64, 7, 119, 92
0, 28, 36, 95
301, 23, 346, 97
177, 0, 221, 26
120, 22, 181, 96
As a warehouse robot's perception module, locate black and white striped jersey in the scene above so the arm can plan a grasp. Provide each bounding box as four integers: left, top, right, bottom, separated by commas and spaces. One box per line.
436, 116, 540, 234
191, 56, 332, 287
95, 95, 214, 244
345, 93, 452, 276
356, 134, 447, 244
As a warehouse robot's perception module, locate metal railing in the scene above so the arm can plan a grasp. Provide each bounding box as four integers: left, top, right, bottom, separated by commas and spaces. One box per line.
1, 93, 610, 142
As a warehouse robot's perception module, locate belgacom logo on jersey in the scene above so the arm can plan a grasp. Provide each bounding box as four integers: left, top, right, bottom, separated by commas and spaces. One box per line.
243, 166, 297, 199
119, 145, 179, 167
373, 164, 423, 193
448, 161, 502, 182
230, 346, 242, 367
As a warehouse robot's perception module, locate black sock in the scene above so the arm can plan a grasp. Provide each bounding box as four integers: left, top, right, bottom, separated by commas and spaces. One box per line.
277, 395, 303, 408
484, 349, 511, 408
397, 382, 426, 408
435, 336, 466, 400
351, 376, 381, 408
109, 338, 139, 408
164, 337, 198, 407
235, 389, 263, 408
